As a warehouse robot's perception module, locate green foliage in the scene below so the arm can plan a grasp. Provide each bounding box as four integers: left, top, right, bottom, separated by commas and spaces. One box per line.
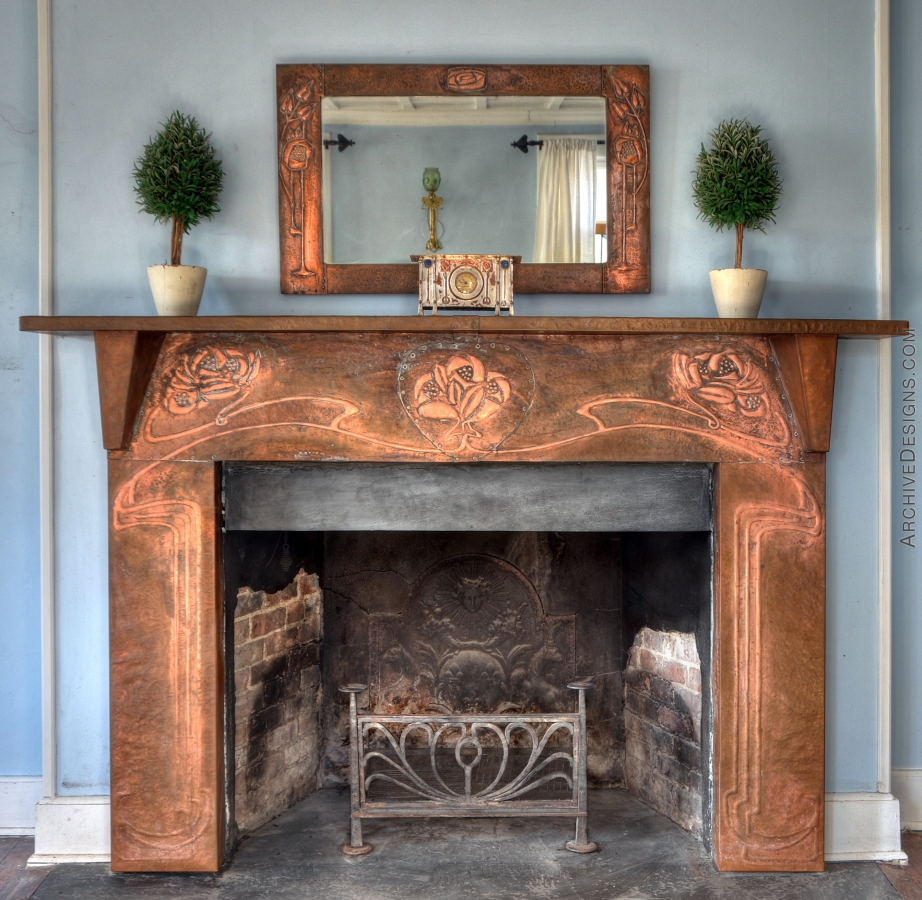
692, 118, 781, 233
133, 111, 224, 235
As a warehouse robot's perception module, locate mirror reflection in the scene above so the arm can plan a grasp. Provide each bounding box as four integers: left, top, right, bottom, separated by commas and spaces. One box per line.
320, 96, 607, 265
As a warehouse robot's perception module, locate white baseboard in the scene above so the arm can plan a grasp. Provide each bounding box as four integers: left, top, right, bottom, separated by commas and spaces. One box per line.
30, 795, 111, 865
0, 778, 43, 835
21, 791, 905, 865
825, 792, 907, 863
893, 768, 922, 831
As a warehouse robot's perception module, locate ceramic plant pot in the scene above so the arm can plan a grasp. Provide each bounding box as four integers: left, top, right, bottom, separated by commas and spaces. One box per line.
147, 264, 207, 316
709, 268, 767, 318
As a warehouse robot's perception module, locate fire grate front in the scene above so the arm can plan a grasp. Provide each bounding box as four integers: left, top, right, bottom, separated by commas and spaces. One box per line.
339, 682, 597, 856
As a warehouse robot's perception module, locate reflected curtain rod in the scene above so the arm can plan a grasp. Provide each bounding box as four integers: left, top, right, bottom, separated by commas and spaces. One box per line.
511, 134, 605, 153
323, 133, 355, 151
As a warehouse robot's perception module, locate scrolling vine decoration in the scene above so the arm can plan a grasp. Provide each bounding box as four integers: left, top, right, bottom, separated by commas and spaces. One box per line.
362, 719, 576, 803
279, 79, 321, 283
606, 71, 649, 272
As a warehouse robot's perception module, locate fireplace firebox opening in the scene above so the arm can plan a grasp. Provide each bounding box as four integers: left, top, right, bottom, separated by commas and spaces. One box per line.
222, 463, 713, 856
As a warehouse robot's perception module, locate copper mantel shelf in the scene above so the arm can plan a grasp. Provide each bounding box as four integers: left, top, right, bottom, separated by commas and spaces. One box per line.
19, 315, 908, 337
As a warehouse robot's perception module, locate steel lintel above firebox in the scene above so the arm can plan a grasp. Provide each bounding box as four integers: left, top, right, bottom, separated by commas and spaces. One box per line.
19, 316, 908, 876
224, 462, 712, 532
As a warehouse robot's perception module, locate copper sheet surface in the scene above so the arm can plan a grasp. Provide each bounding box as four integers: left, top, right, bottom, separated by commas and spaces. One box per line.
713, 460, 826, 871
109, 459, 224, 872
275, 65, 649, 296
119, 333, 805, 466
102, 328, 833, 872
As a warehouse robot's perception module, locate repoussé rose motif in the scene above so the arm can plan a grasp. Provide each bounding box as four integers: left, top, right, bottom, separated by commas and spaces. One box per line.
413, 354, 511, 449
164, 346, 261, 416
673, 349, 766, 417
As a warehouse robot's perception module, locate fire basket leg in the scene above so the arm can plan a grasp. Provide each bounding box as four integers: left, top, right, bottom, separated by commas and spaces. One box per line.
566, 682, 598, 853
342, 815, 371, 857
340, 685, 373, 856
567, 815, 597, 854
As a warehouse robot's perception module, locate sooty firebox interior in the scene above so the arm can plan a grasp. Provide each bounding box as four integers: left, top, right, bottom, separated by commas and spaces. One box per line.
222, 463, 712, 846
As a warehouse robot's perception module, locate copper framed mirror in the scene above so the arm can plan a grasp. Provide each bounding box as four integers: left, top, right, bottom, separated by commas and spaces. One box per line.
276, 64, 650, 295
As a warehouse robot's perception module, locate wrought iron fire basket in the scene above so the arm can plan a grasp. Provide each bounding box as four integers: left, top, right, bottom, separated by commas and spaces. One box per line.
339, 682, 597, 856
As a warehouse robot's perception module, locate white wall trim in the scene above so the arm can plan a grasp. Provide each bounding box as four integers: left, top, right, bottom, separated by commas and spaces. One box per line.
825, 792, 906, 863
875, 0, 893, 797
0, 778, 43, 835
893, 768, 922, 831
36, 0, 56, 806
29, 796, 111, 865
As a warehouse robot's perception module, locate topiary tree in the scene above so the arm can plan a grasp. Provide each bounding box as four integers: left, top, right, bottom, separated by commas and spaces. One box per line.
692, 118, 781, 269
133, 111, 225, 266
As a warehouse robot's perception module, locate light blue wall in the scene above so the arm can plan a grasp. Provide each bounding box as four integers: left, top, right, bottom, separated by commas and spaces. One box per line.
0, 0, 42, 777
891, 0, 922, 770
41, 0, 882, 794
53, 336, 109, 792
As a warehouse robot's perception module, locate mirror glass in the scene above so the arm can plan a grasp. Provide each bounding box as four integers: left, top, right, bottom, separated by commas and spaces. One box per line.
320, 96, 607, 265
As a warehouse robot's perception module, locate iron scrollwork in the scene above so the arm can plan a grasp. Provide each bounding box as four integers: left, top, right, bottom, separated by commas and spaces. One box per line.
339, 682, 597, 856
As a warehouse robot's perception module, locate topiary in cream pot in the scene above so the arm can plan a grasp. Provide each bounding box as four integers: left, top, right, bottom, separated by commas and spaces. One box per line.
693, 119, 781, 318
133, 111, 224, 316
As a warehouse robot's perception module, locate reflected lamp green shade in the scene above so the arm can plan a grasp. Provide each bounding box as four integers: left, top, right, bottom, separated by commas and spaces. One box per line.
422, 167, 441, 192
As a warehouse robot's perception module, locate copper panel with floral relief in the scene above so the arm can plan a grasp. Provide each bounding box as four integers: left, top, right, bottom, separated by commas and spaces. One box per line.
121, 332, 803, 466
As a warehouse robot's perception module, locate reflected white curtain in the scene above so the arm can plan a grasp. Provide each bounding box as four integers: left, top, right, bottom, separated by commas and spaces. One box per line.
532, 137, 597, 263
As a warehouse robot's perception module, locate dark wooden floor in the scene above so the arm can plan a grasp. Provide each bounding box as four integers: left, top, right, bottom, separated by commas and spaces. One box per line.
2, 800, 922, 899
0, 838, 50, 900
883, 833, 922, 900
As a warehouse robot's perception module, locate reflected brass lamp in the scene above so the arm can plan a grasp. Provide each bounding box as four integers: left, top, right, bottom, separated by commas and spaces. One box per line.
421, 167, 443, 251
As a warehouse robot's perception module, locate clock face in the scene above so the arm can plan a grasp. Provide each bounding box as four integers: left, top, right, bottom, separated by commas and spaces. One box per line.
454, 271, 478, 295
449, 266, 483, 300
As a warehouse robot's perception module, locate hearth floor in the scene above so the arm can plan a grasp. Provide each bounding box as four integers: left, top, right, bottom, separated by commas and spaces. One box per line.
28, 788, 901, 900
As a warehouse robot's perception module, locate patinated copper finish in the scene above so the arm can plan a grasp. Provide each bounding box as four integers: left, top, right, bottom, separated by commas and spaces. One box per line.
18, 316, 904, 873
713, 460, 826, 871
603, 66, 650, 290
275, 64, 651, 296
769, 334, 838, 452
107, 333, 810, 465
108, 458, 223, 872
94, 331, 165, 450
323, 64, 603, 97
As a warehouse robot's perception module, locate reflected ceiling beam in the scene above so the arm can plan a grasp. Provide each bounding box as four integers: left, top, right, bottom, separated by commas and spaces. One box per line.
321, 95, 605, 127
322, 110, 605, 126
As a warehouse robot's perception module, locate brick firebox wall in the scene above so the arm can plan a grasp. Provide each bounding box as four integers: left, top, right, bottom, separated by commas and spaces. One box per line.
234, 570, 322, 835
623, 627, 702, 834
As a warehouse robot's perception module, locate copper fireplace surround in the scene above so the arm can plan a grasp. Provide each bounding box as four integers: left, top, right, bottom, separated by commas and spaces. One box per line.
21, 315, 906, 875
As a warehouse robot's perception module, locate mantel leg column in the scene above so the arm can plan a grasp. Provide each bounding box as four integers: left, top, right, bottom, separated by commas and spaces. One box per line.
712, 460, 826, 872
108, 458, 224, 872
